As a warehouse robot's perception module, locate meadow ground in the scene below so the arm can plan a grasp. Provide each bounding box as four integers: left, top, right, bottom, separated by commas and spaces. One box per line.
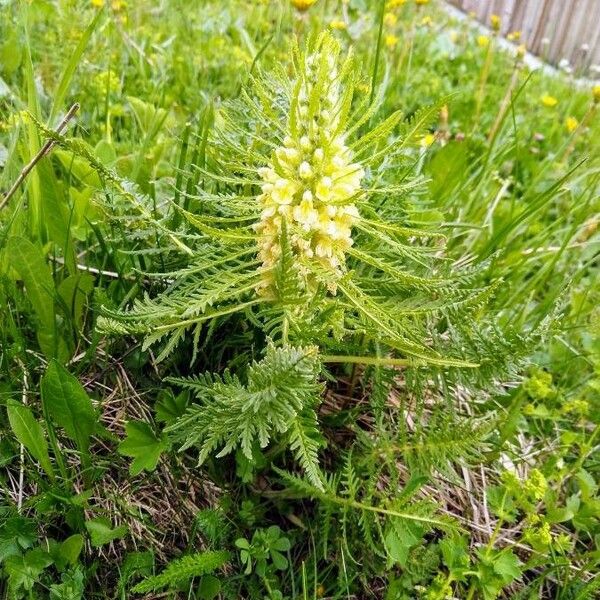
0, 0, 599, 598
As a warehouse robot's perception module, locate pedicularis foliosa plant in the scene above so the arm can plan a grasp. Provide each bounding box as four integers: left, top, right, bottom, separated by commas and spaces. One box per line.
89, 32, 529, 484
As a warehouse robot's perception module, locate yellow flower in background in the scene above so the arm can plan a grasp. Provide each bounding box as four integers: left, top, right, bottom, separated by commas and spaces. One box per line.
565, 117, 578, 133
91, 0, 104, 7
111, 0, 125, 10
292, 0, 318, 11
490, 14, 501, 32
516, 44, 526, 58
387, 0, 406, 7
384, 12, 398, 27
421, 16, 432, 26
477, 35, 489, 48
507, 30, 521, 42
420, 133, 435, 147
385, 34, 399, 48
593, 85, 600, 103
415, 0, 429, 5
330, 19, 347, 30
541, 94, 558, 108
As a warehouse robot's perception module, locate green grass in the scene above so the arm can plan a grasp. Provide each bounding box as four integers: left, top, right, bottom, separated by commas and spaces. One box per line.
1, 1, 599, 599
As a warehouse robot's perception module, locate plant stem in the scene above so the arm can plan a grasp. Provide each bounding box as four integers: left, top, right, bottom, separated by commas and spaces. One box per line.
322, 355, 411, 367
0, 103, 79, 211
369, 0, 386, 106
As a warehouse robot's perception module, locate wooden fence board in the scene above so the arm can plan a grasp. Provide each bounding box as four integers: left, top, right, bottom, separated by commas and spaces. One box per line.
447, 0, 600, 76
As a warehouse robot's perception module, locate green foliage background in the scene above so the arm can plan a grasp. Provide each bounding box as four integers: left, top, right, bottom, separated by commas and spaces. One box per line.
0, 0, 599, 598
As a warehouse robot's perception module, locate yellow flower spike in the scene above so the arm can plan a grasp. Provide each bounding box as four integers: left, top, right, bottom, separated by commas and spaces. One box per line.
565, 117, 578, 133
384, 12, 398, 27
256, 34, 364, 295
385, 34, 399, 48
541, 94, 558, 108
292, 0, 318, 11
477, 35, 489, 48
330, 20, 347, 30
593, 85, 600, 103
490, 14, 501, 32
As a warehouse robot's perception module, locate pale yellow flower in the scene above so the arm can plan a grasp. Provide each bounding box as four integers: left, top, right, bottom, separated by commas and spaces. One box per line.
420, 16, 432, 26
507, 30, 521, 42
565, 116, 578, 133
490, 14, 501, 32
330, 19, 347, 30
420, 133, 435, 147
593, 85, 600, 103
541, 94, 558, 108
385, 34, 399, 48
384, 12, 398, 27
477, 35, 489, 48
292, 0, 317, 11
386, 0, 406, 7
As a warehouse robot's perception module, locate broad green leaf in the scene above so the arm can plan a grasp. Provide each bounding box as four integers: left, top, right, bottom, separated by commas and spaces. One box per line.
198, 575, 221, 600
0, 517, 37, 563
59, 535, 84, 567
41, 361, 98, 455
50, 8, 104, 122
85, 517, 128, 548
6, 399, 54, 480
4, 547, 53, 593
57, 273, 95, 330
155, 390, 188, 424
118, 421, 170, 476
5, 236, 63, 359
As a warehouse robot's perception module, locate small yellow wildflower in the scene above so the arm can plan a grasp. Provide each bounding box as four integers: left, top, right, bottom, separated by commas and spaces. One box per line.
477, 35, 489, 48
386, 0, 406, 7
330, 19, 347, 30
292, 0, 318, 11
420, 16, 432, 26
507, 30, 521, 42
516, 44, 526, 58
91, 0, 104, 7
490, 14, 501, 32
111, 0, 125, 10
541, 94, 558, 108
593, 85, 600, 103
565, 116, 578, 133
384, 12, 398, 27
385, 34, 399, 48
415, 0, 429, 5
420, 133, 435, 147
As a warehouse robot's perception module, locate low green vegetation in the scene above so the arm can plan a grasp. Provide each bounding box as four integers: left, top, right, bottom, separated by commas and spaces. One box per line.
1, 0, 599, 598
